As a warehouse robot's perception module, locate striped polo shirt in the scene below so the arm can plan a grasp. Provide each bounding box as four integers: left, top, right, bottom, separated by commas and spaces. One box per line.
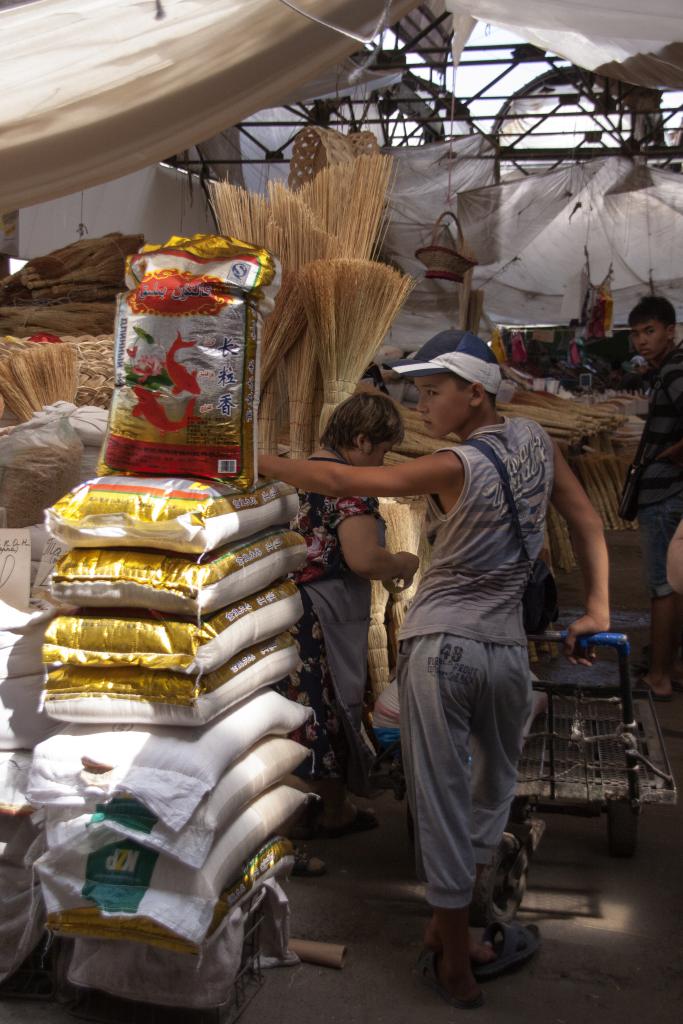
638, 346, 683, 508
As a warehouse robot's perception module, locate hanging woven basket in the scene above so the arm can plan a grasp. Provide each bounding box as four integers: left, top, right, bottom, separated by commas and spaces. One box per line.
288, 126, 379, 190
414, 210, 477, 283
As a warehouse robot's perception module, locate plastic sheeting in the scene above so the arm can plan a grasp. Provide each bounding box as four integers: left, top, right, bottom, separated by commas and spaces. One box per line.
444, 1, 683, 88
0, 0, 419, 212
385, 149, 683, 339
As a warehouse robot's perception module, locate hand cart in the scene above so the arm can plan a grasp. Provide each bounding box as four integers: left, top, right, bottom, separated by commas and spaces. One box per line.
371, 631, 677, 927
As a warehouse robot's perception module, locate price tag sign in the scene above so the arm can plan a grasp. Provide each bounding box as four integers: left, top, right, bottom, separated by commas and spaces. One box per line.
31, 536, 69, 599
0, 529, 31, 610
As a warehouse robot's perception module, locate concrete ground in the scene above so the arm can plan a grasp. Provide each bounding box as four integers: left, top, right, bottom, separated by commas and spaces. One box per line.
1, 532, 681, 1023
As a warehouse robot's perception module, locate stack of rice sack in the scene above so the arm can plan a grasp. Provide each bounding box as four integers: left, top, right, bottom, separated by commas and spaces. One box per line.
22, 235, 314, 1006
0, 602, 61, 984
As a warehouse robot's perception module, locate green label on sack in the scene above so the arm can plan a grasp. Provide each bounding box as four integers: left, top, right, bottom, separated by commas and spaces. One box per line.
91, 798, 159, 835
82, 839, 158, 913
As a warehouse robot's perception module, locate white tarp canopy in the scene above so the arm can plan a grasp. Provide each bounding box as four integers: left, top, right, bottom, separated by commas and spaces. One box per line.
0, 0, 419, 212
444, 1, 683, 89
384, 141, 683, 340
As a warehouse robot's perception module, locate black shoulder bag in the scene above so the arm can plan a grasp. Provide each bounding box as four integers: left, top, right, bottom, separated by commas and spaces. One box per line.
465, 438, 559, 634
617, 379, 666, 522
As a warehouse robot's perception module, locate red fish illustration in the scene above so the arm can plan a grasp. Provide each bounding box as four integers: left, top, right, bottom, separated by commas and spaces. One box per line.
166, 332, 201, 396
131, 387, 196, 433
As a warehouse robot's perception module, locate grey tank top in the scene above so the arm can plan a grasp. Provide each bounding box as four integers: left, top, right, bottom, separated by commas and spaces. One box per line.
400, 416, 554, 646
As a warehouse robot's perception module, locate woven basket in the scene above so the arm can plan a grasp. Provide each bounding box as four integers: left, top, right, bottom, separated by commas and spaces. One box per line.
414, 211, 477, 283
288, 126, 379, 190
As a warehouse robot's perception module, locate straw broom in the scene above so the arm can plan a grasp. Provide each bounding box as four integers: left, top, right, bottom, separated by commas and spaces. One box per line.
287, 332, 320, 459
369, 580, 391, 700
258, 360, 288, 455
267, 183, 338, 269
208, 182, 278, 253
259, 271, 307, 394
259, 183, 340, 396
299, 259, 414, 434
297, 154, 394, 260
0, 344, 79, 420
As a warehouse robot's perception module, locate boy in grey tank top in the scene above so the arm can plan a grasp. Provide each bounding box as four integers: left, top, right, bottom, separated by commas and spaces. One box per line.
260, 331, 610, 1010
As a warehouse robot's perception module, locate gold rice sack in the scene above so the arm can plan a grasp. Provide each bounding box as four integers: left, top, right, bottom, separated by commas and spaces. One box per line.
44, 580, 300, 672
99, 234, 280, 489
45, 631, 297, 709
47, 476, 298, 555
49, 529, 307, 615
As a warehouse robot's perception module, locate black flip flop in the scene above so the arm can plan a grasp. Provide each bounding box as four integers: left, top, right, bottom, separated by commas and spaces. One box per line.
472, 922, 540, 982
416, 949, 484, 1009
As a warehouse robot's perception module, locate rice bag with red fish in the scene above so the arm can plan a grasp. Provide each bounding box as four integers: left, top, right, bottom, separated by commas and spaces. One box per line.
98, 234, 280, 490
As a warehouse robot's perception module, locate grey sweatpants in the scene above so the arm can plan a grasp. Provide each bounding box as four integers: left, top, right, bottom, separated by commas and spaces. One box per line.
397, 633, 532, 910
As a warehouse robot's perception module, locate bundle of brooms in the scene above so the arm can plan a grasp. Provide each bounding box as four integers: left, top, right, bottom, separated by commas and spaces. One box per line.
299, 259, 414, 435
0, 343, 78, 420
0, 334, 115, 409
210, 153, 399, 453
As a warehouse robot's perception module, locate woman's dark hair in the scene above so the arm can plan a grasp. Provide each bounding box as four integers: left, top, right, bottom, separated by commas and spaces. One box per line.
628, 295, 676, 327
320, 393, 404, 451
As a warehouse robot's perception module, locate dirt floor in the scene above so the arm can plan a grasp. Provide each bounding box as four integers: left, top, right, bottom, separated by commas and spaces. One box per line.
1, 531, 682, 1024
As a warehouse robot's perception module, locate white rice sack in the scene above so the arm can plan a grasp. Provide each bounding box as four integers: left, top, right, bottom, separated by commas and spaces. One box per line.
49, 529, 306, 616
0, 590, 56, 675
44, 631, 301, 727
0, 633, 48, 680
0, 860, 46, 984
37, 785, 307, 947
28, 690, 313, 831
66, 864, 292, 1005
44, 579, 302, 675
47, 477, 299, 555
0, 751, 34, 816
67, 899, 247, 1006
45, 736, 308, 867
0, 670, 61, 750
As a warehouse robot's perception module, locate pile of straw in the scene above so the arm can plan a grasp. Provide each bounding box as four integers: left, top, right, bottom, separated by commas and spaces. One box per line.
498, 390, 625, 445
0, 303, 116, 337
569, 452, 637, 531
0, 233, 142, 337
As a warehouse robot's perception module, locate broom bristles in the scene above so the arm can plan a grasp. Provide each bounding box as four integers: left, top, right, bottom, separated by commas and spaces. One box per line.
298, 258, 414, 434
286, 332, 320, 459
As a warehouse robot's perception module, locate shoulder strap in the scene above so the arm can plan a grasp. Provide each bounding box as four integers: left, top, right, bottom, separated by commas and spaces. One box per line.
463, 438, 530, 560
632, 378, 664, 468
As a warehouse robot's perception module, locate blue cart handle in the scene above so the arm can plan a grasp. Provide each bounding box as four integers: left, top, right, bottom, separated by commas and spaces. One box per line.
532, 630, 631, 655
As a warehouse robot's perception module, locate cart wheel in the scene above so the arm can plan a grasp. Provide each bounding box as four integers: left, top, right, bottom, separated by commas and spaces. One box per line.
469, 834, 528, 927
607, 800, 639, 858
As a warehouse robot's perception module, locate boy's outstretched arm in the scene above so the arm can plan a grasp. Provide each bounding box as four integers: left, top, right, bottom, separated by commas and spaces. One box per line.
550, 442, 610, 664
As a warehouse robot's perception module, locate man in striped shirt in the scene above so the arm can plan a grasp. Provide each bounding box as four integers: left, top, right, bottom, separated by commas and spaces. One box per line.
630, 295, 683, 700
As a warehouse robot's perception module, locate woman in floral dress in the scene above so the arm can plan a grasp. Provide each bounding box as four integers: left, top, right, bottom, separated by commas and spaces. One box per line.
279, 393, 418, 837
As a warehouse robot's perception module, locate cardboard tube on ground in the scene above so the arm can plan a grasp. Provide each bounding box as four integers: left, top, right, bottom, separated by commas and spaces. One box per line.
288, 938, 347, 969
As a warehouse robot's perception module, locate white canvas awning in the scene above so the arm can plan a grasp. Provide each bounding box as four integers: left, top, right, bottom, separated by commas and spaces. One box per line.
0, 0, 419, 212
